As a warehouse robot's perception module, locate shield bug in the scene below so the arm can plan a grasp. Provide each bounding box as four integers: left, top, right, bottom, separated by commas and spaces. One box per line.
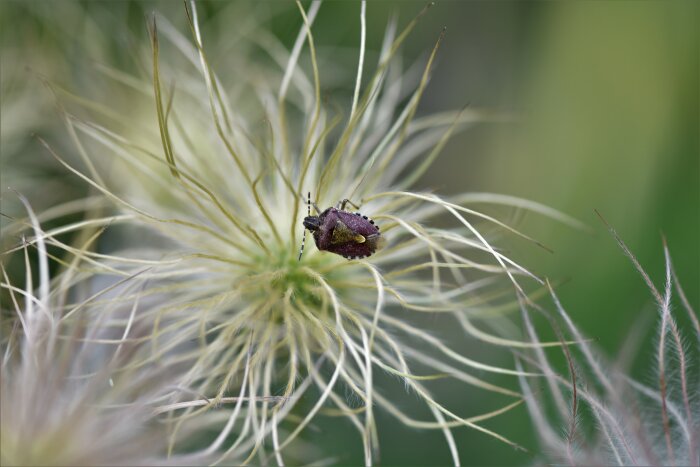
298, 192, 385, 261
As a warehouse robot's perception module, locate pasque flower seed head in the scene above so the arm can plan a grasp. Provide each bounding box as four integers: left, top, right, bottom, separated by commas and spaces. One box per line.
17, 1, 584, 463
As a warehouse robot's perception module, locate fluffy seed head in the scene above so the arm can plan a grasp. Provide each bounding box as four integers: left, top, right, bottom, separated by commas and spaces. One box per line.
9, 2, 583, 463
0, 197, 205, 466
519, 227, 700, 466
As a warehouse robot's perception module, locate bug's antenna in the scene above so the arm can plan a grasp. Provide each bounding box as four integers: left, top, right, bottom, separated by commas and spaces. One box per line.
298, 231, 306, 261
298, 192, 311, 261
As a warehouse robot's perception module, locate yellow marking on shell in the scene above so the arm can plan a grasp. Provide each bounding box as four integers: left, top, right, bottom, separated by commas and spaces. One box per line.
331, 221, 356, 244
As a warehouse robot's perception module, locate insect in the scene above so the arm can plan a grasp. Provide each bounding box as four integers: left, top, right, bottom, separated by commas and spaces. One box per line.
298, 192, 385, 261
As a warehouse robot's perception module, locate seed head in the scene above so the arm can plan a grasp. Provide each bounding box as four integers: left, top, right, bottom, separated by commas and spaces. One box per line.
0, 196, 206, 466
518, 228, 700, 466
18, 2, 577, 463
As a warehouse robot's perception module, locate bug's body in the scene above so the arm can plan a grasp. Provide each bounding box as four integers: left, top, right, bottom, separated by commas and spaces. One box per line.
299, 194, 385, 260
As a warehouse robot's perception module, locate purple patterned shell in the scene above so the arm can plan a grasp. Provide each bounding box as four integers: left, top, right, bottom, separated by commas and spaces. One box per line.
312, 208, 383, 259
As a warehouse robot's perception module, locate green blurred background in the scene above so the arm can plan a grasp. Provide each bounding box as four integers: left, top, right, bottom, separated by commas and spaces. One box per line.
1, 1, 697, 465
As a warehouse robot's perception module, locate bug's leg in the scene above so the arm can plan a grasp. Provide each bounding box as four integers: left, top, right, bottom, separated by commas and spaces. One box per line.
339, 198, 361, 211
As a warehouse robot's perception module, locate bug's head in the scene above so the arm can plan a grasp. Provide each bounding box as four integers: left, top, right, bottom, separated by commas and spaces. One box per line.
298, 192, 322, 262
303, 215, 321, 232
